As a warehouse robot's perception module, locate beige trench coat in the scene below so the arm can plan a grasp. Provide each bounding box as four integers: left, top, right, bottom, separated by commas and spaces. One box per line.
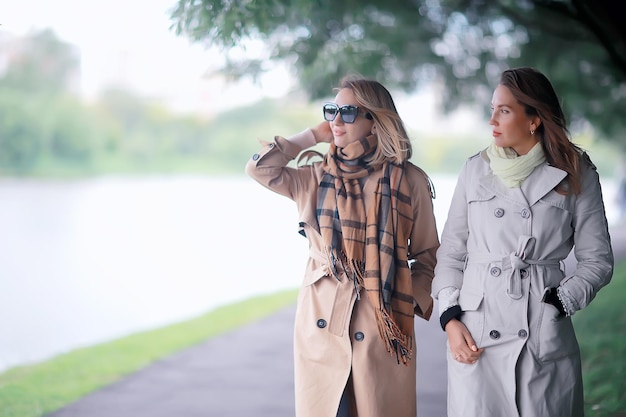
246, 136, 440, 417
433, 150, 614, 417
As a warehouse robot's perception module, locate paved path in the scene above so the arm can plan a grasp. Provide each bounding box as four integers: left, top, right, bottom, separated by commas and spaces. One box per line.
46, 303, 448, 417
46, 225, 625, 417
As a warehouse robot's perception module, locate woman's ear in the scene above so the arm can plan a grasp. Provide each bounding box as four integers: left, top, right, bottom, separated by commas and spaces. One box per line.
531, 117, 541, 133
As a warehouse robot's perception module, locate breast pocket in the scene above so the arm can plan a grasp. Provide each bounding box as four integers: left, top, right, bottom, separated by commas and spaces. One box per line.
467, 189, 498, 231
467, 187, 496, 205
535, 194, 574, 243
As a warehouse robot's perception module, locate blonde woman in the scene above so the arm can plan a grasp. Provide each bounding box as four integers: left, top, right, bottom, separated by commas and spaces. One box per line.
246, 75, 440, 417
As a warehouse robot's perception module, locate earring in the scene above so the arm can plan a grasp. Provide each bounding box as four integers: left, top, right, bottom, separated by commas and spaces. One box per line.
530, 129, 535, 135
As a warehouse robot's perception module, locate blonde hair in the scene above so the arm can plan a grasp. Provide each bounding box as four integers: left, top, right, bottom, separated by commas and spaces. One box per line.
338, 75, 412, 165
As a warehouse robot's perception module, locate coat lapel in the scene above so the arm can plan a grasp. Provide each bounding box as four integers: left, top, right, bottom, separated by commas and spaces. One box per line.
521, 163, 567, 206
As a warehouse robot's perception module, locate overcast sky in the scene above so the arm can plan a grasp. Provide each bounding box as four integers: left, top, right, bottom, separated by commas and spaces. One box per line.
0, 1, 487, 134
0, 0, 294, 114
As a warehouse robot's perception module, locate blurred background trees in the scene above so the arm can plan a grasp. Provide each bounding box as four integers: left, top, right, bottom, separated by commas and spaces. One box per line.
171, 0, 626, 145
0, 27, 328, 176
1, 1, 625, 176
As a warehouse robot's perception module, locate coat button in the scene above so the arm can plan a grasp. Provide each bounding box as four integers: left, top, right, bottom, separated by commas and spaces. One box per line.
354, 332, 365, 341
494, 208, 505, 218
316, 319, 327, 328
269, 143, 275, 148
489, 330, 501, 339
490, 267, 502, 277
518, 329, 528, 338
521, 208, 531, 219
252, 153, 260, 161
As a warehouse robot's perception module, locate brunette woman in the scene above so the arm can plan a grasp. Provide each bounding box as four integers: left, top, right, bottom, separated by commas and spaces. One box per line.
434, 67, 613, 416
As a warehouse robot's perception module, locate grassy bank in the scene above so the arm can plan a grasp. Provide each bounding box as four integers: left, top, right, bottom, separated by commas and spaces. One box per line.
574, 260, 626, 416
1, 263, 625, 417
0, 289, 298, 417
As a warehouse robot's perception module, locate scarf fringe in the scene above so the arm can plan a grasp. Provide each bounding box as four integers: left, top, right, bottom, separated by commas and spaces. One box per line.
349, 258, 365, 285
347, 254, 413, 365
375, 308, 413, 365
349, 258, 365, 300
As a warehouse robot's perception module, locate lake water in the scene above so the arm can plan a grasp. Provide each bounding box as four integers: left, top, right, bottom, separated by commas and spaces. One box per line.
0, 174, 620, 372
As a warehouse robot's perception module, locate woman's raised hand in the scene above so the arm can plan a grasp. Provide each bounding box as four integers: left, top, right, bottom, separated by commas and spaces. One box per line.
311, 121, 333, 144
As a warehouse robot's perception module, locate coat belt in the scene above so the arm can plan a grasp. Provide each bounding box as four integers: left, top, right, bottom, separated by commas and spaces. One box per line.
466, 235, 561, 299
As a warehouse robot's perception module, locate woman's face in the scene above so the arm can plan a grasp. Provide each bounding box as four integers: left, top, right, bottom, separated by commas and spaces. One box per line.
489, 84, 540, 155
329, 88, 374, 149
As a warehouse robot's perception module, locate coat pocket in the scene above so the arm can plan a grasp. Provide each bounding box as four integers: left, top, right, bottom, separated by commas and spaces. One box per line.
537, 302, 579, 362
459, 286, 484, 311
459, 286, 485, 347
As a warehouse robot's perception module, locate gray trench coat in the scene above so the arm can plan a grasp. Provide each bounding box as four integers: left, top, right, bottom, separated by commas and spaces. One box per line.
246, 136, 440, 417
433, 149, 614, 417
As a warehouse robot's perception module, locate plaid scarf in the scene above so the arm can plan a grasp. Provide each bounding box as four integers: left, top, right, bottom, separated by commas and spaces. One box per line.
318, 135, 415, 364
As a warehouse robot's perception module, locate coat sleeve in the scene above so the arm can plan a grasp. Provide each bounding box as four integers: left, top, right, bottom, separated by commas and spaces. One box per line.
432, 160, 471, 298
406, 165, 440, 320
560, 159, 614, 313
245, 134, 310, 201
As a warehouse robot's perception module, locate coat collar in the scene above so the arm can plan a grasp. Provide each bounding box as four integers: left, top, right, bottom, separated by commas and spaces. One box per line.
521, 163, 567, 206
478, 149, 567, 206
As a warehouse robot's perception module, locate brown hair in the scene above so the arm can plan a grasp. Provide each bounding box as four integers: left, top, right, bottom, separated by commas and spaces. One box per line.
500, 67, 584, 194
338, 75, 412, 165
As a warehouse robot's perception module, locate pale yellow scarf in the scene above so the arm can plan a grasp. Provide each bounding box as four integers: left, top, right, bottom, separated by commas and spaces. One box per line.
486, 141, 546, 187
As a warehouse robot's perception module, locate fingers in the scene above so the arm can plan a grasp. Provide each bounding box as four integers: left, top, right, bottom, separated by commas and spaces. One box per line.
446, 320, 483, 364
452, 347, 483, 364
464, 332, 478, 352
458, 330, 483, 363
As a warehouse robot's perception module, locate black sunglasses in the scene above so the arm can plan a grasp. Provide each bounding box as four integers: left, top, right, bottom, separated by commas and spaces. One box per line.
323, 103, 373, 124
